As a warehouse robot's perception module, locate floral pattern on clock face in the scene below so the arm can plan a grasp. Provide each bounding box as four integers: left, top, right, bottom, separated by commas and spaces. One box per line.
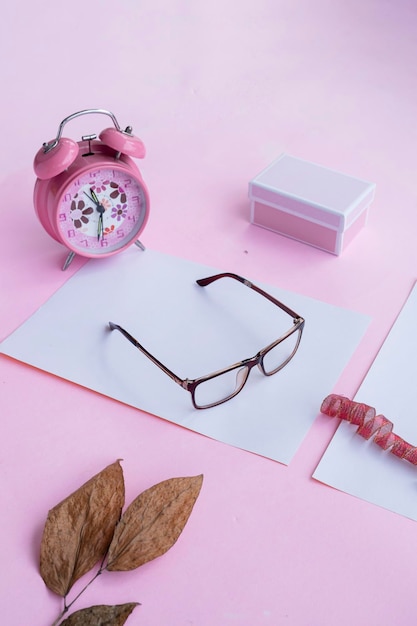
57, 167, 147, 254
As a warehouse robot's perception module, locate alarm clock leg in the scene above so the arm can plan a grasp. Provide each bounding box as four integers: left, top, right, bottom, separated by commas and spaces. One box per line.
134, 240, 146, 251
62, 251, 76, 271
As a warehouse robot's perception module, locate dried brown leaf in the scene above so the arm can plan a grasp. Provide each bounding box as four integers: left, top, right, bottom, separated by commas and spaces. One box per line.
106, 474, 203, 571
40, 460, 125, 596
60, 602, 139, 626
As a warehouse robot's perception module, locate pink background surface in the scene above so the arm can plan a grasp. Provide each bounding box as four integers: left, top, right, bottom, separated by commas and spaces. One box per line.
2, 2, 417, 624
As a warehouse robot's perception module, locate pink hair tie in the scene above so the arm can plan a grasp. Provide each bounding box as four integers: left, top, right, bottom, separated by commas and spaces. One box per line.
320, 394, 417, 466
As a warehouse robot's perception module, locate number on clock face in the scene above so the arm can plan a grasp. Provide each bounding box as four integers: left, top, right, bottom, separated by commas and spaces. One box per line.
57, 167, 147, 254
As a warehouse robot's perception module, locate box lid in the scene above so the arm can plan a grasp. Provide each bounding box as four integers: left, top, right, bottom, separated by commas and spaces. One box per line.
249, 154, 376, 230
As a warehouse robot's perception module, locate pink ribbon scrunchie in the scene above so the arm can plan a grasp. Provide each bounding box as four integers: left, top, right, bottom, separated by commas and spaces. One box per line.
321, 394, 417, 465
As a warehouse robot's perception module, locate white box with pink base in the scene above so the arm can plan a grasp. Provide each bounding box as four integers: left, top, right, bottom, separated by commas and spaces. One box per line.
249, 154, 376, 255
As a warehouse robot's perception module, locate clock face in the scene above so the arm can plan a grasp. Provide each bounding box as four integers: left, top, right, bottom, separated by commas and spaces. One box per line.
57, 166, 148, 255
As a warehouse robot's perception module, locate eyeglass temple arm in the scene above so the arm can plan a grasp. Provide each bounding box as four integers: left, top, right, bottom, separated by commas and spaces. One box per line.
108, 322, 186, 388
196, 273, 302, 320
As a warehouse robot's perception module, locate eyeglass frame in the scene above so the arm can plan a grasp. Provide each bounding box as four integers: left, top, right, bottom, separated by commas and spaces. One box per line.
108, 272, 305, 409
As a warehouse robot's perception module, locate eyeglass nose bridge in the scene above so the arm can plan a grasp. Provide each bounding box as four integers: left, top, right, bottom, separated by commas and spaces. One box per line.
234, 358, 258, 396
235, 364, 249, 391
240, 354, 263, 379
239, 350, 267, 377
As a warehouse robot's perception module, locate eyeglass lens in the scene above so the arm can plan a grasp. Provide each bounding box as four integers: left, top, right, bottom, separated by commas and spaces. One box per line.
261, 327, 301, 375
193, 328, 301, 408
194, 366, 249, 409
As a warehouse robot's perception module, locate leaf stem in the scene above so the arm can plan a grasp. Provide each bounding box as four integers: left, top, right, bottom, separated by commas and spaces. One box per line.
50, 567, 104, 626
51, 607, 68, 626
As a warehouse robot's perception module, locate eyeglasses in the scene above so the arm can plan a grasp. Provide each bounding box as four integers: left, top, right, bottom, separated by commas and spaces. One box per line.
108, 272, 305, 409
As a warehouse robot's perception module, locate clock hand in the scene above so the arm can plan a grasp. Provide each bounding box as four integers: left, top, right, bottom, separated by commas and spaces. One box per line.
90, 188, 101, 206
83, 190, 97, 206
84, 189, 105, 212
84, 189, 106, 241
97, 212, 104, 241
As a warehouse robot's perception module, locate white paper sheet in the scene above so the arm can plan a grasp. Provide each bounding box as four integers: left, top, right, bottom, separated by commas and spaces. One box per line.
0, 248, 369, 463
314, 282, 417, 519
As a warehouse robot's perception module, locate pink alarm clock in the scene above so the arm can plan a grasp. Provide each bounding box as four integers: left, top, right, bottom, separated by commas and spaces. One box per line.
33, 108, 150, 270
